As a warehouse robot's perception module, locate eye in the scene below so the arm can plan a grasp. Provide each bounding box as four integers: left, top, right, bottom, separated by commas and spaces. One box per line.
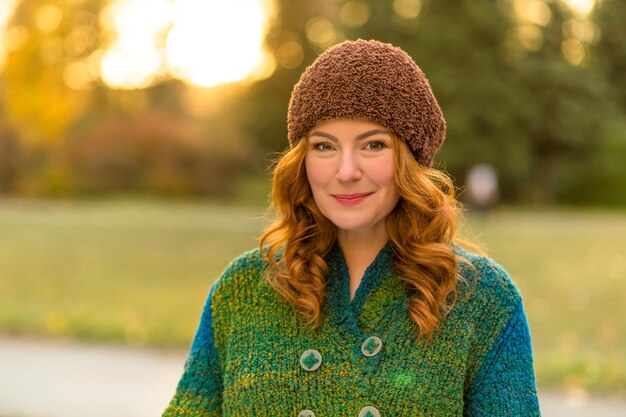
311, 142, 335, 152
363, 140, 388, 151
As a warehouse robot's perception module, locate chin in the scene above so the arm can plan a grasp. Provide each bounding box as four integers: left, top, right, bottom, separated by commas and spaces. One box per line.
330, 218, 380, 234
324, 214, 359, 229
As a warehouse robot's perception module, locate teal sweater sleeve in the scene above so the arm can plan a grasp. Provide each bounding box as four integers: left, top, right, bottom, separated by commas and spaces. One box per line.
163, 284, 223, 416
464, 301, 541, 416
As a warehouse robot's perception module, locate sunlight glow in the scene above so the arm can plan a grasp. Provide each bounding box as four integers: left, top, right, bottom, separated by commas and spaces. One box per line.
100, 0, 170, 89
0, 0, 20, 71
100, 0, 273, 89
166, 0, 268, 88
562, 0, 596, 18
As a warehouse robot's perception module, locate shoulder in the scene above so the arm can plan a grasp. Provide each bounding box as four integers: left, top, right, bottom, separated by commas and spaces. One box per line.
447, 245, 526, 349
208, 247, 298, 341
450, 248, 540, 407
210, 247, 270, 307
219, 247, 268, 282
442, 246, 531, 373
453, 244, 523, 315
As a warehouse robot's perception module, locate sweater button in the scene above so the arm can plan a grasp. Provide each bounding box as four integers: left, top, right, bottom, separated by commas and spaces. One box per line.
298, 410, 316, 417
299, 349, 322, 371
358, 406, 380, 417
361, 336, 382, 357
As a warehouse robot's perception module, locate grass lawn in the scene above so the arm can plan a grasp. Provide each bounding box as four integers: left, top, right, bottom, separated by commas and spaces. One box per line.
0, 199, 624, 394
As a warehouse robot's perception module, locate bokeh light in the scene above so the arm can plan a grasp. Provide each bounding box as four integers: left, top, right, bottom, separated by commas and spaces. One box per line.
513, 0, 552, 26
562, 19, 598, 44
517, 25, 544, 51
276, 39, 304, 70
559, 1, 597, 65
305, 17, 343, 49
64, 59, 95, 90
339, 0, 370, 28
393, 0, 422, 20
509, 0, 597, 66
562, 38, 586, 65
35, 4, 63, 33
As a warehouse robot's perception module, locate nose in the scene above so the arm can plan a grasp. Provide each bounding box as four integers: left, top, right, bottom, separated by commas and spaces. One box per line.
336, 151, 362, 182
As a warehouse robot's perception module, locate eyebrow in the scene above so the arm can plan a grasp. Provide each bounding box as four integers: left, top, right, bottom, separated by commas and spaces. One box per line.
308, 128, 389, 141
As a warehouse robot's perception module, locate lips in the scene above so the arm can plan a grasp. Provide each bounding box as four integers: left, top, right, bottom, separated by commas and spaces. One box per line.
332, 192, 373, 206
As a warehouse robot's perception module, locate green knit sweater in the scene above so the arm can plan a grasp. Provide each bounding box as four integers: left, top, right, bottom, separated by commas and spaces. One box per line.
163, 244, 541, 416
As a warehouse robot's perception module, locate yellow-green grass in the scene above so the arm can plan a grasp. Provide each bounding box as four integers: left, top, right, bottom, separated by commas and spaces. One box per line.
0, 199, 624, 394
0, 199, 269, 346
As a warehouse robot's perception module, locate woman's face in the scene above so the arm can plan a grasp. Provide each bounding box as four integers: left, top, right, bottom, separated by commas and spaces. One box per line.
305, 118, 400, 237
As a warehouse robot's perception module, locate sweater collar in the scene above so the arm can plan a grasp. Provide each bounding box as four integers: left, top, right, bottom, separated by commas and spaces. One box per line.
324, 241, 395, 328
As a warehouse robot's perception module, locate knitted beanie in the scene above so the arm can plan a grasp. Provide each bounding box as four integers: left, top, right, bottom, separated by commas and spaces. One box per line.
287, 39, 446, 167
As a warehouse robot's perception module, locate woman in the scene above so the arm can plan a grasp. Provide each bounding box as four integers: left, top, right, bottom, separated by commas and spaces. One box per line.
163, 40, 541, 417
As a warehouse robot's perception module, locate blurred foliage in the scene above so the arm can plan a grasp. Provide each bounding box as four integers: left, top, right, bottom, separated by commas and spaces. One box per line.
1, 0, 98, 145
0, 0, 625, 204
557, 0, 626, 205
64, 108, 255, 196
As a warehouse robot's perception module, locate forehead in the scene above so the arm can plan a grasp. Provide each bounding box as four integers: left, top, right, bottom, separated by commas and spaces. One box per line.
308, 118, 390, 136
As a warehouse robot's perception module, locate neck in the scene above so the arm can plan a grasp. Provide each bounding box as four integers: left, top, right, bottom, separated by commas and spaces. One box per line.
337, 226, 388, 300
337, 228, 388, 259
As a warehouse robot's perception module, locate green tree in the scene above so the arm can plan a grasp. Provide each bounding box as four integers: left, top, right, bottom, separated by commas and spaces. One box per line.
555, 0, 626, 205
593, 0, 626, 109
508, 1, 618, 204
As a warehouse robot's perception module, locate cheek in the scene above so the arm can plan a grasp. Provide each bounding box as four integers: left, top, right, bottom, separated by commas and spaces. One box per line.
305, 156, 329, 190
369, 159, 396, 189
370, 159, 400, 207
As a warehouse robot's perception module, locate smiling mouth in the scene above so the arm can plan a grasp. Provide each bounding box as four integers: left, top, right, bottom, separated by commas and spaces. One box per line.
332, 193, 373, 206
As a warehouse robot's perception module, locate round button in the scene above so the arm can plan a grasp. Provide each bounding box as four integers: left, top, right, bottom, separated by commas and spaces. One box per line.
298, 410, 316, 417
361, 336, 383, 357
299, 349, 322, 372
358, 406, 380, 417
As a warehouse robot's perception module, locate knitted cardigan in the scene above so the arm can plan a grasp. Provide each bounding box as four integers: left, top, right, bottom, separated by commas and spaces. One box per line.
163, 244, 541, 416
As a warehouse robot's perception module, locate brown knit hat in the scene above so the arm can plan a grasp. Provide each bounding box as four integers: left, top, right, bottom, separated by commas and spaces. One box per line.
287, 39, 446, 167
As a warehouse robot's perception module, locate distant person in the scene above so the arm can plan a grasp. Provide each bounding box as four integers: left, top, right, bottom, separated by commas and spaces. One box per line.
163, 40, 540, 416
466, 163, 499, 214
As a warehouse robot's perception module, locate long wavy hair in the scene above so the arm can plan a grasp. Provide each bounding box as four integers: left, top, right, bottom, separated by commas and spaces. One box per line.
259, 135, 471, 338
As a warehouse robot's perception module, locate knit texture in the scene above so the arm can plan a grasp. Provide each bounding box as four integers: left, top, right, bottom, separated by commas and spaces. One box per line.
163, 245, 541, 416
287, 39, 446, 167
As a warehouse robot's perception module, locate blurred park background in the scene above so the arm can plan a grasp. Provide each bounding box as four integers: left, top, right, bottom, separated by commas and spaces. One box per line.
0, 0, 625, 407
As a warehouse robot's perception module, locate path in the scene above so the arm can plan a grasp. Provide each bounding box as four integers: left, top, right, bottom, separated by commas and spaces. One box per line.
1, 336, 624, 417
